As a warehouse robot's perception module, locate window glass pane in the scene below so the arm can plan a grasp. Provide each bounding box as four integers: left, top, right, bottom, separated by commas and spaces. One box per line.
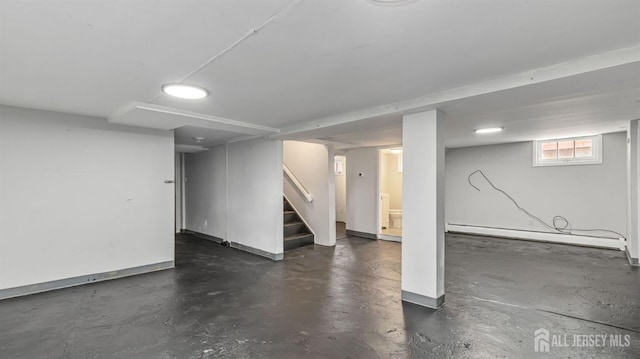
541, 142, 557, 159
534, 135, 601, 167
574, 139, 593, 158
558, 140, 574, 158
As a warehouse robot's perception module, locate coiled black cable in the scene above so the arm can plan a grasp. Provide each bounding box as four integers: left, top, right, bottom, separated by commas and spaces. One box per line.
467, 169, 627, 240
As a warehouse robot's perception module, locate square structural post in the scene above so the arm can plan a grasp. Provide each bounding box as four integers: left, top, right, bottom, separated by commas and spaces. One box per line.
401, 109, 445, 308
627, 120, 640, 265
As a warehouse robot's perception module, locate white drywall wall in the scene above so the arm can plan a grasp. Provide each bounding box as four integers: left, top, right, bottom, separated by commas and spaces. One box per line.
346, 147, 378, 235
227, 138, 283, 255
283, 141, 336, 246
445, 132, 627, 240
184, 146, 227, 239
627, 121, 639, 260
0, 105, 174, 290
335, 156, 347, 223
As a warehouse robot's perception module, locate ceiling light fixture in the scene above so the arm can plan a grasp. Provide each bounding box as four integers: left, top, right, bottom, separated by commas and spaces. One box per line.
193, 137, 205, 143
475, 127, 503, 134
161, 83, 208, 100
390, 148, 403, 154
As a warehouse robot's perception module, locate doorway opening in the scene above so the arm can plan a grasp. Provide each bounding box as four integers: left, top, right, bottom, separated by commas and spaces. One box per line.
379, 148, 402, 241
334, 155, 347, 240
175, 152, 184, 234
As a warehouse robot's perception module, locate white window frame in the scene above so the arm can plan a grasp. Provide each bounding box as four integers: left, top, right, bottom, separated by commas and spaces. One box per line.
533, 134, 602, 167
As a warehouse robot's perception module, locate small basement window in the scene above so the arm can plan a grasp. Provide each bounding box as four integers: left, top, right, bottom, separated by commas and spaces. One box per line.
533, 135, 602, 167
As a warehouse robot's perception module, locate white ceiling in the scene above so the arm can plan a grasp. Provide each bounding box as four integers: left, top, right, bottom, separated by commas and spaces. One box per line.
295, 61, 640, 149
1, 0, 639, 150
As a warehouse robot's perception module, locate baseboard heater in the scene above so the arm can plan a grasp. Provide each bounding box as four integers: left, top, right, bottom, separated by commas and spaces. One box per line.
445, 223, 626, 251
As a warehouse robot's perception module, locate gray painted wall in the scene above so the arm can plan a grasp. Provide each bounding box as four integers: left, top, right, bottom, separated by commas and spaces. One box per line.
445, 132, 627, 238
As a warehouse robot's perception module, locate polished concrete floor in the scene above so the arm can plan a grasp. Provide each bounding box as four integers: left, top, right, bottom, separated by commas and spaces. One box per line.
1, 233, 639, 358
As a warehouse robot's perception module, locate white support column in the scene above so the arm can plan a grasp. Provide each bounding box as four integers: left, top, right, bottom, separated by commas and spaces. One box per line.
327, 144, 337, 246
627, 120, 640, 265
401, 109, 445, 308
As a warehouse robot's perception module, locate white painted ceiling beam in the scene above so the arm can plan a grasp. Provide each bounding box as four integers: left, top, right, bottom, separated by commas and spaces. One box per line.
109, 102, 280, 136
175, 144, 209, 153
270, 45, 640, 140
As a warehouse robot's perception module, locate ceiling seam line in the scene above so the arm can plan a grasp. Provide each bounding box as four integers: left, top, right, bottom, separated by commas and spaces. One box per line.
149, 0, 304, 104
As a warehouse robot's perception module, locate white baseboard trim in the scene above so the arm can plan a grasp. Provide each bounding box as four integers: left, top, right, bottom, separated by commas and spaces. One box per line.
446, 224, 625, 251
0, 260, 175, 301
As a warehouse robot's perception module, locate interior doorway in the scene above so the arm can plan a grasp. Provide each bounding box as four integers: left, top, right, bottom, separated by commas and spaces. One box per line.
174, 152, 184, 234
379, 147, 402, 241
334, 155, 347, 239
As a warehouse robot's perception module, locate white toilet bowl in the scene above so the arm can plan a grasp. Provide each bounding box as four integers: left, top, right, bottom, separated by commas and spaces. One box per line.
389, 209, 402, 228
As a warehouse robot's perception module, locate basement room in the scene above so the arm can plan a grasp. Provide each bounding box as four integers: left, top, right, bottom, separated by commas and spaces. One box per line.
0, 0, 639, 358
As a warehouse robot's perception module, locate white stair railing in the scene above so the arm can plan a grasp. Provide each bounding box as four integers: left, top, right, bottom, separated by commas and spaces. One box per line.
283, 164, 313, 203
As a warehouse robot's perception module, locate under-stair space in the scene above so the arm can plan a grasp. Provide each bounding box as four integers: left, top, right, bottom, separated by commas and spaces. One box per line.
284, 197, 314, 251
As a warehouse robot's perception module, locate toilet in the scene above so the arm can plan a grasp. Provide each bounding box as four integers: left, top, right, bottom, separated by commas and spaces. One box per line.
389, 209, 402, 228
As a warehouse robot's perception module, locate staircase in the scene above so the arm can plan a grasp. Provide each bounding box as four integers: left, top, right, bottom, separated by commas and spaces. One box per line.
284, 197, 314, 251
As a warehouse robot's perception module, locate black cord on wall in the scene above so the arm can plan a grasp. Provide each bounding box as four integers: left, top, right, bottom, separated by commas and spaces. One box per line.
467, 169, 627, 240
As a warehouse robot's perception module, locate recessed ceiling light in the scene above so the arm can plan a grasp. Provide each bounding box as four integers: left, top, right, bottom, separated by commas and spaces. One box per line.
161, 83, 208, 100
390, 148, 403, 154
475, 127, 503, 134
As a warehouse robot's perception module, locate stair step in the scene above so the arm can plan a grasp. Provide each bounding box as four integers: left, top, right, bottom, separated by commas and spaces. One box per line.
283, 196, 314, 251
284, 232, 312, 240
283, 211, 298, 223
283, 222, 303, 227
284, 222, 305, 236
284, 233, 314, 251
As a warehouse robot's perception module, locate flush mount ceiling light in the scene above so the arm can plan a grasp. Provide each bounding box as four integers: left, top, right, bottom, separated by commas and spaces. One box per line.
390, 148, 403, 154
161, 83, 208, 100
475, 127, 503, 134
193, 137, 205, 143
